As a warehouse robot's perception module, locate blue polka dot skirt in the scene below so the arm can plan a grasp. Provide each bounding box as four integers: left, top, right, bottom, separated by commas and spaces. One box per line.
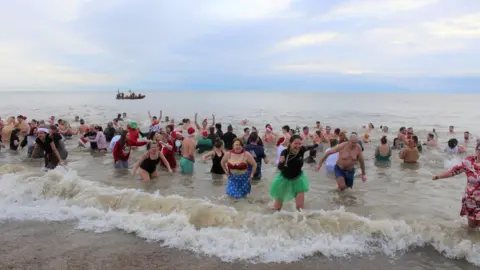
226, 172, 251, 199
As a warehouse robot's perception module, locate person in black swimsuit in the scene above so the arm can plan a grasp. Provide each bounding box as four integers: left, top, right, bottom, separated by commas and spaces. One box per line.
133, 142, 171, 181
202, 138, 226, 176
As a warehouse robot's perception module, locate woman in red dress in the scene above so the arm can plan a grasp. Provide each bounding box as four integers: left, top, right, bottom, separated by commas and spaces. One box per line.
433, 142, 480, 228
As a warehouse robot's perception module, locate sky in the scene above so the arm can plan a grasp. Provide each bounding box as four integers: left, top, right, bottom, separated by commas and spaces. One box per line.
1, 0, 480, 92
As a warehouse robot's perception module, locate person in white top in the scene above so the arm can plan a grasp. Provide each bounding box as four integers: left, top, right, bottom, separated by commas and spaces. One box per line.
325, 139, 339, 173
445, 138, 465, 154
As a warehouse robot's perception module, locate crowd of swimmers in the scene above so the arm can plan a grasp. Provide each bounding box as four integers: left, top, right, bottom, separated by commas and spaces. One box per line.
1, 112, 480, 228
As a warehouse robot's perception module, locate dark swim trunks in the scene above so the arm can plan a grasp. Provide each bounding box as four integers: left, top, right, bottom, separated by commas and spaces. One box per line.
334, 164, 356, 187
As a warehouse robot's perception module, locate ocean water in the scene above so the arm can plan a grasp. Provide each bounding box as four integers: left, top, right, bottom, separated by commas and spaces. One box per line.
1, 91, 480, 267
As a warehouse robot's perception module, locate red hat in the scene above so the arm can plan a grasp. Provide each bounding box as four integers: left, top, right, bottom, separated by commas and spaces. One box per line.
202, 130, 208, 137
187, 127, 195, 135
276, 137, 285, 147
171, 131, 178, 139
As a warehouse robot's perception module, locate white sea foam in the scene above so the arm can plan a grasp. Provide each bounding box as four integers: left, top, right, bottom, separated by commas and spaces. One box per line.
0, 165, 479, 265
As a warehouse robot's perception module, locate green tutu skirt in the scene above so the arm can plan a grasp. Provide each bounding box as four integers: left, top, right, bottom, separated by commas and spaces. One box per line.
270, 172, 309, 202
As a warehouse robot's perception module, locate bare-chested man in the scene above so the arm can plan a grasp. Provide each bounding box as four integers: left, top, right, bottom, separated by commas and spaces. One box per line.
399, 139, 419, 163
300, 126, 314, 143
323, 126, 334, 141
77, 119, 90, 135
313, 121, 322, 130
397, 127, 408, 147
16, 115, 30, 140
316, 132, 367, 190
180, 127, 196, 174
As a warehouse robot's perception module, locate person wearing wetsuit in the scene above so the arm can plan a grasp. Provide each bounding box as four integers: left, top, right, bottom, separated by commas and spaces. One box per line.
270, 135, 318, 211
133, 142, 172, 181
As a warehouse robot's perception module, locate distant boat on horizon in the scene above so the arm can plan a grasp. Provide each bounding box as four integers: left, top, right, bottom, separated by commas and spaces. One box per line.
116, 89, 145, 100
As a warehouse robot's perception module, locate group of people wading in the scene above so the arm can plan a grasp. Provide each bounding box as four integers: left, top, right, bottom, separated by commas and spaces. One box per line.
1, 112, 480, 228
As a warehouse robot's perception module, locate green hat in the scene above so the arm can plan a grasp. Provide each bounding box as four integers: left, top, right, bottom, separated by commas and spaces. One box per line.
129, 122, 137, 129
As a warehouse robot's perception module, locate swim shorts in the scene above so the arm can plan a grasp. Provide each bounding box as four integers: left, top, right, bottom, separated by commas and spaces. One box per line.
180, 157, 194, 174
334, 164, 355, 187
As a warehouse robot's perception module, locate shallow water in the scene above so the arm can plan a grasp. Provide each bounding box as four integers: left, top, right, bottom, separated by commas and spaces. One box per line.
1, 91, 480, 267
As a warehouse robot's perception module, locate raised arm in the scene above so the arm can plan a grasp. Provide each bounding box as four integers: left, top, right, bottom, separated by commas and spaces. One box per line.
194, 113, 202, 130
159, 110, 162, 122
148, 110, 153, 121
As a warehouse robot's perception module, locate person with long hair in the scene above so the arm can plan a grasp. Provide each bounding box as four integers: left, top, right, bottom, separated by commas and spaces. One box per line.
270, 135, 318, 210
113, 130, 131, 169
220, 138, 257, 198
133, 142, 172, 181
432, 143, 480, 228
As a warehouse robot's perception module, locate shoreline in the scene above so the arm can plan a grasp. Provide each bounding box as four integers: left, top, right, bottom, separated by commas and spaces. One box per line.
0, 221, 476, 270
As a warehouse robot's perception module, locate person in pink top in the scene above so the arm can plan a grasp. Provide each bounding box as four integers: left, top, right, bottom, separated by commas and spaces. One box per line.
90, 126, 108, 152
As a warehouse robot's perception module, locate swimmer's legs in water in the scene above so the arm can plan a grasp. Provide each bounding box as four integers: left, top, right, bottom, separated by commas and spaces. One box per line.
138, 168, 158, 181
272, 192, 305, 211
334, 165, 355, 191
468, 218, 480, 229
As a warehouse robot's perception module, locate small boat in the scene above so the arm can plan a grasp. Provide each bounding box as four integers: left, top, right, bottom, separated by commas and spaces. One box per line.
116, 89, 145, 100
116, 95, 145, 100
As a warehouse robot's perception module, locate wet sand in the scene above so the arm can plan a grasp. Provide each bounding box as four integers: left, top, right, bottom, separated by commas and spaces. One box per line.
0, 221, 477, 270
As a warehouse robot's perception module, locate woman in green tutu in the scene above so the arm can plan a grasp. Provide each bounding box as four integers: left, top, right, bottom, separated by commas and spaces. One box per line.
270, 135, 318, 210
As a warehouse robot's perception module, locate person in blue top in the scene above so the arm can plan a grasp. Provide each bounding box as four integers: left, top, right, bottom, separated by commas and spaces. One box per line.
244, 132, 268, 180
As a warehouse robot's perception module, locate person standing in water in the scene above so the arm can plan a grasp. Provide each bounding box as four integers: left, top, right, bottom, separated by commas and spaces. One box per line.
202, 138, 225, 175
113, 131, 131, 169
397, 127, 408, 148
133, 142, 172, 181
244, 132, 268, 180
316, 132, 367, 190
180, 127, 196, 174
375, 136, 391, 163
432, 143, 480, 228
400, 139, 420, 163
16, 115, 30, 140
196, 130, 213, 154
222, 124, 237, 150
31, 128, 65, 169
270, 135, 317, 210
221, 138, 257, 199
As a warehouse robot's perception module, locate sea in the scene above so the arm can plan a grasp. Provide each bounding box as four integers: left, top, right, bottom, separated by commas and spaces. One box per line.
1, 91, 480, 269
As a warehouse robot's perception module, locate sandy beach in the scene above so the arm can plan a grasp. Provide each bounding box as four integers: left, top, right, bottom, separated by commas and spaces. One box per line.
0, 221, 477, 270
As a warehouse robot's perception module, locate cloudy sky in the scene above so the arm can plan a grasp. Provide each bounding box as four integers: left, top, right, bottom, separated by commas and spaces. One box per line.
1, 0, 480, 92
